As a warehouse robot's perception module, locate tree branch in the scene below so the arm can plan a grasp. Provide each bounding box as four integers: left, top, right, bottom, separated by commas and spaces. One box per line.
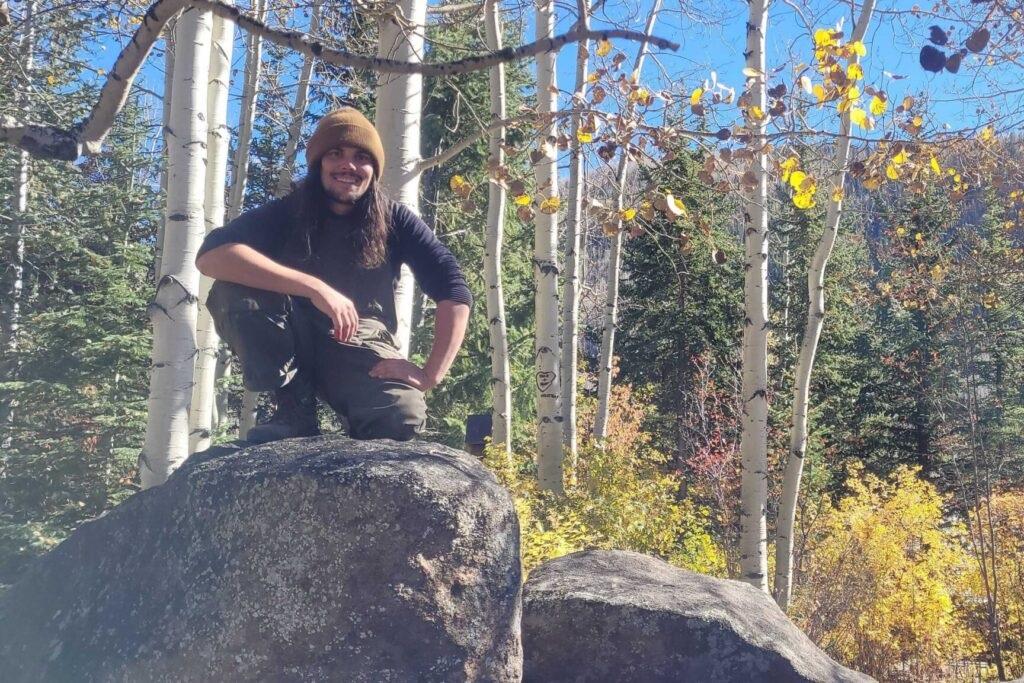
0, 0, 681, 160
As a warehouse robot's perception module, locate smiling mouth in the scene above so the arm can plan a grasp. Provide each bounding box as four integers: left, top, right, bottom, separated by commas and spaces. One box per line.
332, 174, 362, 184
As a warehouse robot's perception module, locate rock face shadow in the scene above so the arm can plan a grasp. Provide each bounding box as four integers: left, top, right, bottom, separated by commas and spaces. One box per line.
0, 435, 522, 682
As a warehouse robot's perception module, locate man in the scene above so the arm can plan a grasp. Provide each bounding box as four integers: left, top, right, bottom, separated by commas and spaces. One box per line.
196, 107, 471, 443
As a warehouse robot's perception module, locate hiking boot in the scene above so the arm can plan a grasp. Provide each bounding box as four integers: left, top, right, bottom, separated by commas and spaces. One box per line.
246, 374, 321, 444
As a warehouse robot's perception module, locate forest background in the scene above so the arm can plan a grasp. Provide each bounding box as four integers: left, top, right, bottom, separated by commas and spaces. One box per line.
1, 0, 1024, 680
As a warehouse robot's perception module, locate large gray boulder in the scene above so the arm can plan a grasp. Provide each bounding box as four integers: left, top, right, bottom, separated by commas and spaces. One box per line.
523, 550, 873, 683
0, 436, 522, 682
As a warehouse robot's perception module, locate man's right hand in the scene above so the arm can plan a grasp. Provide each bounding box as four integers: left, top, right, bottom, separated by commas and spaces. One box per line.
310, 283, 359, 342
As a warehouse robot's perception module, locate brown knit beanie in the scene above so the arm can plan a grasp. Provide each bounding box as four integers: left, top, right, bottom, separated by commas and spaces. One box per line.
306, 107, 386, 178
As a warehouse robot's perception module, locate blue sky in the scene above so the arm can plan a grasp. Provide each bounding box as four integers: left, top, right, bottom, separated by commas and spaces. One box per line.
87, 0, 1020, 167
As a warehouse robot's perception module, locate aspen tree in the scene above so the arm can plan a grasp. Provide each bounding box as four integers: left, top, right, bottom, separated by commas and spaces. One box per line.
534, 0, 563, 493
275, 0, 322, 198
140, 6, 213, 489
154, 17, 175, 285
483, 0, 512, 454
560, 0, 590, 462
594, 0, 662, 442
774, 0, 877, 610
1, 0, 34, 448
189, 10, 234, 454
223, 0, 266, 436
737, 0, 770, 591
375, 0, 427, 359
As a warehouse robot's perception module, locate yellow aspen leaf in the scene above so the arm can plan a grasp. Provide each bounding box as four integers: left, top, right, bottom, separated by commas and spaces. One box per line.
915, 232, 924, 242
912, 115, 923, 127
886, 163, 899, 181
847, 63, 864, 81
870, 95, 887, 116
832, 188, 844, 202
540, 196, 561, 214
930, 264, 943, 280
620, 208, 637, 221
748, 105, 765, 121
690, 87, 703, 105
896, 226, 907, 236
449, 174, 468, 191
980, 126, 994, 142
596, 39, 612, 57
630, 88, 652, 105
849, 40, 867, 57
788, 170, 808, 190
576, 130, 594, 143
878, 282, 892, 294
514, 194, 532, 206
813, 84, 827, 103
850, 107, 868, 128
892, 150, 909, 165
586, 72, 599, 84
863, 176, 882, 190
46, 74, 58, 86
814, 29, 835, 48
780, 156, 799, 181
846, 85, 860, 101
793, 191, 816, 209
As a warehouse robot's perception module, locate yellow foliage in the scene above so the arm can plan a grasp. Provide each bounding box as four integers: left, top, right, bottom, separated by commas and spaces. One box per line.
870, 95, 887, 116
596, 39, 612, 57
483, 384, 725, 579
791, 464, 981, 680
539, 196, 561, 214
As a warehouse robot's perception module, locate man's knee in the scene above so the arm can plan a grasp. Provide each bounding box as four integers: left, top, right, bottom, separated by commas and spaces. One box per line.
346, 389, 426, 441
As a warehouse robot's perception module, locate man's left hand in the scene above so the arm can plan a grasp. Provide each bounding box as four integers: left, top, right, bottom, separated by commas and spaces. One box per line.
369, 358, 437, 391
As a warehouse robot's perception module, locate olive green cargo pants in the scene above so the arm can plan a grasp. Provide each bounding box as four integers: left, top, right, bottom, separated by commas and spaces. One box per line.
206, 281, 426, 441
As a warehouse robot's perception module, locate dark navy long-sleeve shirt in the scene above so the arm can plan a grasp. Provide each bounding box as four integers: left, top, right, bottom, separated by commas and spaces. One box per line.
197, 195, 472, 336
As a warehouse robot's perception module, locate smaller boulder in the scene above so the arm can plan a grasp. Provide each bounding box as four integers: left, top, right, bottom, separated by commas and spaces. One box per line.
523, 549, 873, 683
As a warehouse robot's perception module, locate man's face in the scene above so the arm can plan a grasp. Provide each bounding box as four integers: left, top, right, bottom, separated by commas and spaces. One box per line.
320, 145, 375, 211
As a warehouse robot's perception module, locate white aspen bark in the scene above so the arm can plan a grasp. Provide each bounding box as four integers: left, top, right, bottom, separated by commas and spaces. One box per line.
774, 0, 876, 610
3, 0, 33, 354
534, 0, 563, 493
190, 11, 234, 454
0, 0, 676, 161
1, 0, 34, 449
738, 0, 770, 591
155, 17, 176, 285
593, 0, 662, 441
275, 0, 322, 197
483, 0, 512, 455
560, 0, 589, 461
226, 0, 265, 221
225, 0, 266, 438
140, 7, 212, 489
374, 0, 427, 358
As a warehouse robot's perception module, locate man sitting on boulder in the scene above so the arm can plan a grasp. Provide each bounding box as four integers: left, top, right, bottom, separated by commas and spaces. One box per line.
196, 107, 471, 444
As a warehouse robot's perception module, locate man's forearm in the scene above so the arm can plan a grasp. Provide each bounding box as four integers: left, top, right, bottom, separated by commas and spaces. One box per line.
422, 300, 470, 388
196, 243, 323, 299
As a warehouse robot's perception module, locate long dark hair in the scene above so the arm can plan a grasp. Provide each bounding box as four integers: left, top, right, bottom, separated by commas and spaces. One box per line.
293, 163, 392, 268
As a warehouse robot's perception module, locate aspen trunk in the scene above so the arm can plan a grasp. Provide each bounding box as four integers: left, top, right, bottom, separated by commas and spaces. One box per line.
140, 7, 212, 489
226, 0, 266, 438
533, 0, 563, 493
774, 0, 876, 610
1, 0, 34, 447
274, 0, 322, 198
738, 0, 770, 591
593, 0, 662, 441
560, 0, 589, 462
483, 0, 512, 454
189, 10, 234, 454
375, 0, 427, 359
154, 16, 176, 285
